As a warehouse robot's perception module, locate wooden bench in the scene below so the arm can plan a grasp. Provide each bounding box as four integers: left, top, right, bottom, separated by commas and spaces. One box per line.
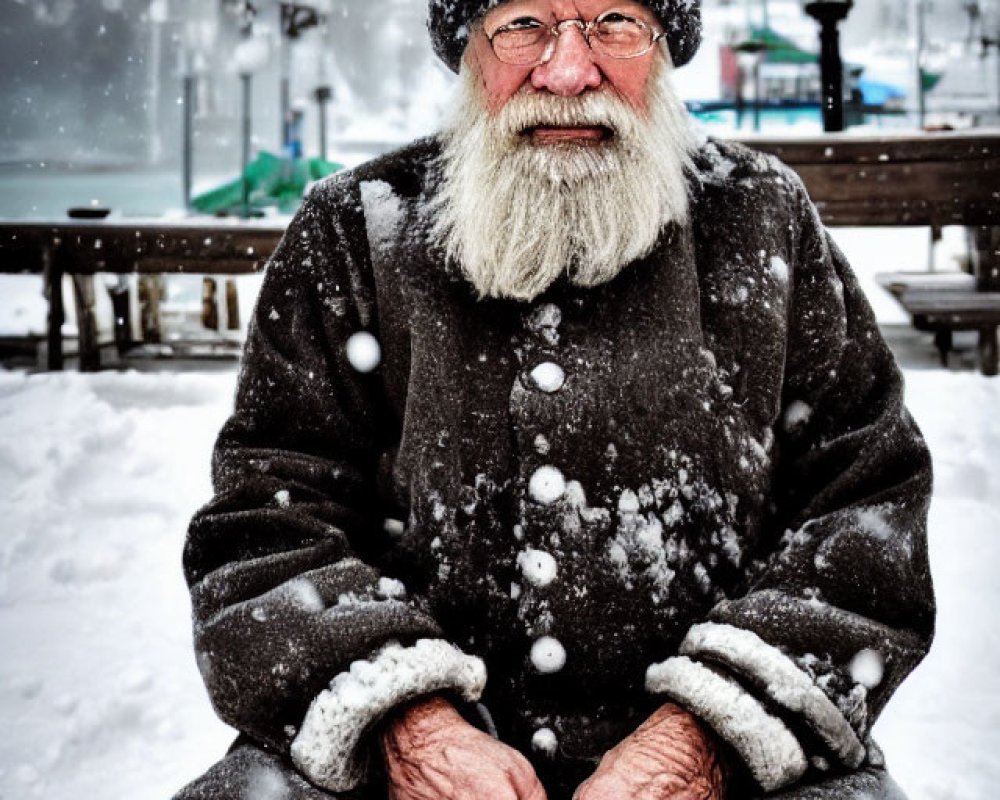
898, 292, 1000, 374
0, 220, 284, 369
875, 269, 999, 372
1, 131, 999, 373
750, 131, 1000, 376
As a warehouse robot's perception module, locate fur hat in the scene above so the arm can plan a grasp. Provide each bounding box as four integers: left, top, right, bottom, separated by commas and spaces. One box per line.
427, 0, 702, 73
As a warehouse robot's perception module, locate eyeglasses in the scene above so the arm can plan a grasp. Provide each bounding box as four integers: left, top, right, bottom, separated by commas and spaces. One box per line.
487, 13, 665, 66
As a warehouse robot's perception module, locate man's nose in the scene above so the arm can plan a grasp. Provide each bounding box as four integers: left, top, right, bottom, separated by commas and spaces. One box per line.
530, 26, 603, 96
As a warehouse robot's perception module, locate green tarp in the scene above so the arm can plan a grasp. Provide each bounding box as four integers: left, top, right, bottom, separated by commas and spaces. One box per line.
192, 151, 343, 216
748, 25, 817, 65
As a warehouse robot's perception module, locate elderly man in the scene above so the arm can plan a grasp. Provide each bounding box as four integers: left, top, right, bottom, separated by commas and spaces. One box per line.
175, 1, 934, 799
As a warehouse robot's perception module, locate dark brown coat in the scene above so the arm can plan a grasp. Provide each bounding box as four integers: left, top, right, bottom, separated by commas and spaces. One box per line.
182, 136, 934, 799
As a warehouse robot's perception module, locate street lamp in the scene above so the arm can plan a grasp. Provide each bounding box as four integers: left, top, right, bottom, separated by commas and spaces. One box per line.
803, 0, 854, 132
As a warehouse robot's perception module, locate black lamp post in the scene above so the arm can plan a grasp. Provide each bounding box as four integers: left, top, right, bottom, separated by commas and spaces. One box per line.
804, 0, 854, 132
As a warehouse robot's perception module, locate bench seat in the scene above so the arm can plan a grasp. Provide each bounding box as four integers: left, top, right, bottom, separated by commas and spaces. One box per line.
876, 271, 977, 300
893, 290, 1000, 375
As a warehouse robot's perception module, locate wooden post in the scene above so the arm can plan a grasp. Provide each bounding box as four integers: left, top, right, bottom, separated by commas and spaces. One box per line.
138, 275, 164, 344
225, 279, 241, 331
71, 274, 101, 371
43, 242, 64, 371
107, 276, 133, 357
973, 225, 1000, 291
202, 277, 219, 331
980, 326, 999, 376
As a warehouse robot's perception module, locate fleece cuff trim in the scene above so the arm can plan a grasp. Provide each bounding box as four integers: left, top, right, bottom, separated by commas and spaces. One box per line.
680, 622, 866, 768
645, 655, 807, 792
290, 638, 487, 792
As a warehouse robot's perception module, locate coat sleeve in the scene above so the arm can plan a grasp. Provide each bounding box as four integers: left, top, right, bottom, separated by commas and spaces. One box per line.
183, 176, 485, 793
645, 184, 935, 793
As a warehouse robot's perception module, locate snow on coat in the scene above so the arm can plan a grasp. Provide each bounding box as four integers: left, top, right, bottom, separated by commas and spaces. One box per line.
182, 135, 934, 799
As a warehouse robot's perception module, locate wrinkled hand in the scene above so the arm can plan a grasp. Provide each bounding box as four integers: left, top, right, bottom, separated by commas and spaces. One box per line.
573, 703, 726, 800
380, 695, 548, 800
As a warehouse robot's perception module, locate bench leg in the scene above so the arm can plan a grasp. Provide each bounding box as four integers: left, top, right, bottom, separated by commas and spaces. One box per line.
107, 276, 133, 357
226, 279, 241, 331
43, 244, 64, 371
138, 275, 163, 344
979, 327, 999, 377
72, 274, 101, 372
934, 329, 953, 367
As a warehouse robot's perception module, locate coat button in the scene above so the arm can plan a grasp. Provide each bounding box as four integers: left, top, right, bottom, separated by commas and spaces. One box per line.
530, 636, 566, 673
529, 466, 565, 505
529, 362, 566, 393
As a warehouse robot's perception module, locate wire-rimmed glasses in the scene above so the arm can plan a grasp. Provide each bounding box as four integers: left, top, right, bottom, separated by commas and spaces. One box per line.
487, 12, 665, 66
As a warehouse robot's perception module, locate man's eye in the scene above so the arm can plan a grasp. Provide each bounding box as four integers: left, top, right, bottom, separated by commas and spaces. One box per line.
597, 11, 637, 24
502, 17, 545, 31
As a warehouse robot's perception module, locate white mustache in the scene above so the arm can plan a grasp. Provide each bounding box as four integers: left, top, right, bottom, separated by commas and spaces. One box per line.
496, 89, 638, 140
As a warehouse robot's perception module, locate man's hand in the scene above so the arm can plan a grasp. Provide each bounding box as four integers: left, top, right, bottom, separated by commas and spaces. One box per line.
380, 695, 547, 800
573, 703, 726, 800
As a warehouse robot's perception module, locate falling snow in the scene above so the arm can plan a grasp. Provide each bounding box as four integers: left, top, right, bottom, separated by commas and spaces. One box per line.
345, 331, 382, 373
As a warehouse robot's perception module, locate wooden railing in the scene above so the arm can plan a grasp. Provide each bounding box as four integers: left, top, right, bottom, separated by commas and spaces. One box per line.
2, 130, 998, 371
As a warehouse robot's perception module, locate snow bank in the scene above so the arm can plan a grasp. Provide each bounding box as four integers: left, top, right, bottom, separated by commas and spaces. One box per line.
873, 369, 1000, 800
0, 369, 236, 799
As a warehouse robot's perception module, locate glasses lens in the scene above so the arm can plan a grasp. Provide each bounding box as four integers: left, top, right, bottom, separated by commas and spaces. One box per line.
592, 18, 652, 58
492, 27, 551, 65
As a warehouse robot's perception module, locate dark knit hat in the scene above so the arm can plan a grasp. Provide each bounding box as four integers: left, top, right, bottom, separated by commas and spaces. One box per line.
427, 0, 702, 73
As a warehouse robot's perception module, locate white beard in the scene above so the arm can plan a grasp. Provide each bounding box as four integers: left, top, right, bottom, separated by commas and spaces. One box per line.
430, 51, 696, 302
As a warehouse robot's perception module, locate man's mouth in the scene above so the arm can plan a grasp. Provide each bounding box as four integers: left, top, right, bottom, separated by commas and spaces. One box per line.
523, 125, 613, 144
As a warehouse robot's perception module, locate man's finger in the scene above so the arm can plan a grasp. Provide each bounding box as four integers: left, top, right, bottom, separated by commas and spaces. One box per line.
520, 777, 548, 800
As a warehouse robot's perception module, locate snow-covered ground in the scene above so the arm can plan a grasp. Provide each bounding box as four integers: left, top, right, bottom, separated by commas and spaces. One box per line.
1, 228, 998, 800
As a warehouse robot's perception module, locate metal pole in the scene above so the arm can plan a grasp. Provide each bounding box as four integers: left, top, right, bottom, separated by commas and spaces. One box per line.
148, 8, 163, 164
280, 37, 291, 150
241, 72, 252, 218
753, 58, 762, 131
315, 85, 331, 161
916, 0, 927, 129
183, 73, 195, 210
986, 35, 1000, 113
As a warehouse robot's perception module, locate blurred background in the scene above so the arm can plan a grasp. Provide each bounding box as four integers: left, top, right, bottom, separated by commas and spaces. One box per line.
1, 0, 999, 219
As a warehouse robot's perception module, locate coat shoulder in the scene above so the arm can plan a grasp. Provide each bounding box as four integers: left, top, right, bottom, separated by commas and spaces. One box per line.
687, 136, 812, 241
689, 136, 806, 206
309, 137, 442, 208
